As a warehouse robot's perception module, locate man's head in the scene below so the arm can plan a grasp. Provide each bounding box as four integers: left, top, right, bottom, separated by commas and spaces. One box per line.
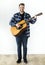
19, 3, 25, 13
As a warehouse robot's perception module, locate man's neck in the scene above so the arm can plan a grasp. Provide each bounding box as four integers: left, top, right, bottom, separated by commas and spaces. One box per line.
20, 11, 24, 14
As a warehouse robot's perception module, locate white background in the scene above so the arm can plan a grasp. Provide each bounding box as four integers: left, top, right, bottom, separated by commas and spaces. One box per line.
0, 0, 45, 54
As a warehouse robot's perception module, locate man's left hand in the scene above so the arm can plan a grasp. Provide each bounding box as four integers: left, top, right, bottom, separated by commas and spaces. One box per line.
34, 16, 37, 19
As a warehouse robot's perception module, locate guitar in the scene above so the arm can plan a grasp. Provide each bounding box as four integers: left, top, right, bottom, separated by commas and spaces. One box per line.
10, 12, 43, 36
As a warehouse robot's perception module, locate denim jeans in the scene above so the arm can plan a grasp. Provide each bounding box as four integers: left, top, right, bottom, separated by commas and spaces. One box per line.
16, 33, 28, 59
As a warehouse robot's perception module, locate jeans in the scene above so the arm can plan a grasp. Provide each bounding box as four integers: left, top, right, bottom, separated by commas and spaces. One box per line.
16, 33, 28, 59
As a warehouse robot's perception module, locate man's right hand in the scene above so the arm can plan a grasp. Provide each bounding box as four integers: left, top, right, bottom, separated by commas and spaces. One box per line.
16, 24, 21, 28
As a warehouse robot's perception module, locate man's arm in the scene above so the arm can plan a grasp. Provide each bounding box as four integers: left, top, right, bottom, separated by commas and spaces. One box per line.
28, 14, 37, 24
9, 14, 17, 26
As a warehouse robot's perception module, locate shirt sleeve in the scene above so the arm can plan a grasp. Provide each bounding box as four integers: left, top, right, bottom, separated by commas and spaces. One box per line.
28, 14, 37, 24
9, 14, 17, 26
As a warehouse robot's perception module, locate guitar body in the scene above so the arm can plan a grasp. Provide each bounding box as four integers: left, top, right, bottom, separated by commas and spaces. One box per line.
10, 20, 28, 36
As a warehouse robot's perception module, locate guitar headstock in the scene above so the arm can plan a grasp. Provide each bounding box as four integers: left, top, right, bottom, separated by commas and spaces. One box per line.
35, 12, 43, 16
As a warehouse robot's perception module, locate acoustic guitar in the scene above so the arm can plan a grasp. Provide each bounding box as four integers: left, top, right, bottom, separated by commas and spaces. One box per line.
10, 12, 43, 36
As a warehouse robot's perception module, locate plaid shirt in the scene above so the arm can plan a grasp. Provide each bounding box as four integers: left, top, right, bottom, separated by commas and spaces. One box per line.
9, 12, 36, 37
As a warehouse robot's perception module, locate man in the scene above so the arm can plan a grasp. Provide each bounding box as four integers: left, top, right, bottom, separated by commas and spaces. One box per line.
9, 3, 37, 63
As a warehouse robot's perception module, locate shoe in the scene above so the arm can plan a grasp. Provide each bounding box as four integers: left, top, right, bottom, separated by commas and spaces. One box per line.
24, 59, 28, 63
16, 59, 21, 63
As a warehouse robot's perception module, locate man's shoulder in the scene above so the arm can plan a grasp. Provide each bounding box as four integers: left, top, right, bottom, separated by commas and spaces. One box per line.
13, 12, 20, 17
25, 12, 30, 15
24, 12, 31, 16
24, 12, 31, 17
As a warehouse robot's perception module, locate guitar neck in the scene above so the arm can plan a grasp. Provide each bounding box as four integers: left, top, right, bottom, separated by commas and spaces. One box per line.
32, 12, 43, 18
28, 12, 43, 22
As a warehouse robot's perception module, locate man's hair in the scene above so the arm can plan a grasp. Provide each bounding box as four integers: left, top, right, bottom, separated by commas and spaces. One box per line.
19, 3, 25, 6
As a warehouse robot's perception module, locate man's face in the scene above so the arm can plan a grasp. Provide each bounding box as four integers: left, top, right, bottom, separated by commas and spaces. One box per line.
19, 5, 25, 12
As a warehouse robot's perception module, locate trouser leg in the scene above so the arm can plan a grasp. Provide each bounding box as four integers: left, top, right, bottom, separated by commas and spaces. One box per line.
16, 37, 22, 59
22, 37, 28, 59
